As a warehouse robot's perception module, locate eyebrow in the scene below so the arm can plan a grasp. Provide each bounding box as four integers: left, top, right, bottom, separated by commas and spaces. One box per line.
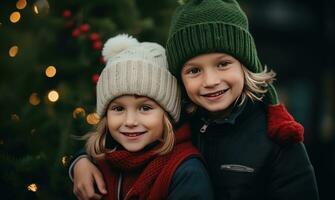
184, 54, 232, 67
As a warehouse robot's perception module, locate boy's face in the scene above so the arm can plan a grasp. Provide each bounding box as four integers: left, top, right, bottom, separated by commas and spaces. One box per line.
181, 53, 244, 113
107, 95, 165, 152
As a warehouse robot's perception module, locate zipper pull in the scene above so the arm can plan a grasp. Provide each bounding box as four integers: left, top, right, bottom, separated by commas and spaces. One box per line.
200, 122, 209, 133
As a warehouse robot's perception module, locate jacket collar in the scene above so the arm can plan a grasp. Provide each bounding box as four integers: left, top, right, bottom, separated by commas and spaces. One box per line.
195, 98, 250, 125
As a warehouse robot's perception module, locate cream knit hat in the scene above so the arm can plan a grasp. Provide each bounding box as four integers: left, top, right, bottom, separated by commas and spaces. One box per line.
96, 34, 181, 122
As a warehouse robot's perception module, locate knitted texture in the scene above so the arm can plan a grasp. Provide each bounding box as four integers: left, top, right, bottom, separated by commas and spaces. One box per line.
96, 124, 201, 200
97, 34, 181, 121
166, 0, 279, 104
267, 104, 304, 144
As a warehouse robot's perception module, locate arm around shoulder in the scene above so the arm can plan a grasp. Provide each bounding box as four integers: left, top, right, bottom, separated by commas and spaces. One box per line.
168, 157, 214, 200
67, 148, 91, 181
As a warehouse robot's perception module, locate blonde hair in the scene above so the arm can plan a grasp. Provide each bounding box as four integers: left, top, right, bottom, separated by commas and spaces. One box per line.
185, 65, 276, 113
237, 65, 276, 106
82, 113, 176, 158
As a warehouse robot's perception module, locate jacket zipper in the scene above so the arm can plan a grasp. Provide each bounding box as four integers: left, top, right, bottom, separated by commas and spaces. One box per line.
200, 119, 211, 133
198, 119, 211, 153
117, 173, 122, 200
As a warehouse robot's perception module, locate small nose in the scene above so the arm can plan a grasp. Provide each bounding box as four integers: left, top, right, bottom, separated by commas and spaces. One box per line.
124, 111, 138, 127
203, 68, 220, 88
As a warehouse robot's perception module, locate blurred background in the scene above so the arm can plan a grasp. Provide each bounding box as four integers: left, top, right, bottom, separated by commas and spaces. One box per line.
0, 0, 334, 199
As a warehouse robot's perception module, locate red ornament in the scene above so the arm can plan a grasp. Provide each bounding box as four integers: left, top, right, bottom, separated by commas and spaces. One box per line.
80, 23, 90, 33
72, 28, 81, 38
62, 10, 72, 19
89, 32, 100, 41
92, 74, 100, 84
93, 41, 102, 50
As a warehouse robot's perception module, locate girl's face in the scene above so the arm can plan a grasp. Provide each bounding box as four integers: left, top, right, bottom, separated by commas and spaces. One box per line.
181, 53, 244, 114
107, 95, 165, 152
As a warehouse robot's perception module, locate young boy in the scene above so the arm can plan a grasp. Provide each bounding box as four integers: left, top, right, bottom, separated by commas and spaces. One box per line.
164, 0, 319, 199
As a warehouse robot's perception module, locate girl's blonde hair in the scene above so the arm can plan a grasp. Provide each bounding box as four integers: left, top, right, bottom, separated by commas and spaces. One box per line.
185, 65, 276, 113
82, 112, 175, 158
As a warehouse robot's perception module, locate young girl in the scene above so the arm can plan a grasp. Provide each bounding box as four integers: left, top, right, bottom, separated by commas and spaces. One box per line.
70, 1, 317, 200
75, 34, 213, 200
164, 0, 319, 199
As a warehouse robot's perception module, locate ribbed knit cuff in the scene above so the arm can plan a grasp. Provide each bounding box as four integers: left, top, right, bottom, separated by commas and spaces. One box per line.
166, 22, 262, 78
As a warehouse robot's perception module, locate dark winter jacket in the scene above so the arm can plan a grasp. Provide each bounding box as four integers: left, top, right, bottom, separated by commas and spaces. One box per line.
189, 99, 319, 200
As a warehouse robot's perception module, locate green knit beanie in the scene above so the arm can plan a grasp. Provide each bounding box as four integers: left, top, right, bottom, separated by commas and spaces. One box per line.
166, 0, 279, 104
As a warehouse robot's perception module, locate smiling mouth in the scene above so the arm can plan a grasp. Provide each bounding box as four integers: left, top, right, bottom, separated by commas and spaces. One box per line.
202, 89, 229, 97
121, 132, 146, 137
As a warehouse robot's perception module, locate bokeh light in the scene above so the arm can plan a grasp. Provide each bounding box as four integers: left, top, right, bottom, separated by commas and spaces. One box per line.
86, 113, 100, 125
11, 114, 20, 122
33, 0, 50, 15
45, 66, 56, 78
16, 0, 27, 9
48, 90, 59, 102
9, 46, 19, 57
61, 155, 69, 166
73, 107, 86, 119
10, 11, 21, 23
29, 93, 40, 106
27, 183, 38, 192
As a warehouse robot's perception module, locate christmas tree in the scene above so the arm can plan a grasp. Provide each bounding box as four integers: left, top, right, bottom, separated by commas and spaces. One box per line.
0, 0, 177, 199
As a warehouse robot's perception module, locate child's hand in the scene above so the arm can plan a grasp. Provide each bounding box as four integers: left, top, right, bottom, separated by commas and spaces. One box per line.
73, 157, 107, 200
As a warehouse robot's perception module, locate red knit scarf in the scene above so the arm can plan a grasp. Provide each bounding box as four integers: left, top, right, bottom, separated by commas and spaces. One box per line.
267, 104, 304, 144
96, 123, 201, 200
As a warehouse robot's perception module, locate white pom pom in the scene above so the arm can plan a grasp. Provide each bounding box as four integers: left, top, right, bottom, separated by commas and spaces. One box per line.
102, 34, 140, 62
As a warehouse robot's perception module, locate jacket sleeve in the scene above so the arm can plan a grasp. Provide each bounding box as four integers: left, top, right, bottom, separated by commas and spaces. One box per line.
167, 158, 214, 200
267, 142, 319, 200
67, 148, 91, 181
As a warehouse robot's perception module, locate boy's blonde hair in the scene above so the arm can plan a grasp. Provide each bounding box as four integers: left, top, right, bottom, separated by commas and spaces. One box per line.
238, 65, 276, 106
82, 112, 175, 158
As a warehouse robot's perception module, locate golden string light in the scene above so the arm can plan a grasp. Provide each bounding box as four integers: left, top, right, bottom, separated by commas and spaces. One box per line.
61, 155, 69, 166
11, 114, 20, 122
16, 0, 27, 9
86, 113, 100, 125
33, 0, 50, 16
10, 11, 21, 23
33, 5, 39, 14
29, 93, 40, 106
9, 45, 19, 57
47, 90, 59, 102
27, 183, 38, 192
45, 65, 56, 78
73, 107, 86, 119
